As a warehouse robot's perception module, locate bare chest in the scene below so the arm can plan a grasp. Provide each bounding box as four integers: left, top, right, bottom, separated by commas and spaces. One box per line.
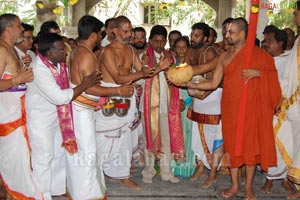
114, 47, 134, 73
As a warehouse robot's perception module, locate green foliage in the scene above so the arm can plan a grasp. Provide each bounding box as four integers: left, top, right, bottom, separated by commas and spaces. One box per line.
0, 0, 19, 15
0, 0, 36, 26
233, 0, 246, 18
267, 1, 295, 31
143, 0, 216, 27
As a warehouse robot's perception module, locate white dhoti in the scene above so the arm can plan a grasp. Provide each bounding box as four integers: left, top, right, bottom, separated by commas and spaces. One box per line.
0, 88, 42, 199
265, 115, 293, 180
0, 128, 43, 199
190, 88, 223, 170
264, 53, 295, 180
96, 82, 136, 179
281, 38, 300, 186
27, 115, 66, 200
191, 121, 223, 170
66, 97, 106, 200
287, 104, 300, 186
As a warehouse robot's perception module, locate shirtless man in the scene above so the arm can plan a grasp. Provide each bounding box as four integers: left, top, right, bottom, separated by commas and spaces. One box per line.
0, 13, 42, 199
68, 15, 133, 199
96, 16, 170, 189
185, 22, 223, 189
181, 17, 281, 200
215, 17, 234, 53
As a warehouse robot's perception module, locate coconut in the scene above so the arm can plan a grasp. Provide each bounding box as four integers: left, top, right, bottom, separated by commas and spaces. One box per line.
167, 62, 193, 84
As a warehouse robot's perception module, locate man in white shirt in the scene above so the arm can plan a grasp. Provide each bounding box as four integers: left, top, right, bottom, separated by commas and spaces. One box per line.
261, 26, 295, 195
15, 22, 36, 67
26, 33, 100, 200
101, 18, 115, 47
141, 25, 182, 184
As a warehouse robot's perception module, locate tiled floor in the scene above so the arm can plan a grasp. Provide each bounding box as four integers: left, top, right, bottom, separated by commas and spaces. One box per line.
105, 168, 289, 200
3, 167, 288, 200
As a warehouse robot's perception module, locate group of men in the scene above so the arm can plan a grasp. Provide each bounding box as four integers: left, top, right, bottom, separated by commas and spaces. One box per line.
1, 1, 300, 199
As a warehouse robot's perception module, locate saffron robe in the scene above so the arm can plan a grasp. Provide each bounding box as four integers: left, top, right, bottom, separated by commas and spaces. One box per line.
222, 46, 281, 171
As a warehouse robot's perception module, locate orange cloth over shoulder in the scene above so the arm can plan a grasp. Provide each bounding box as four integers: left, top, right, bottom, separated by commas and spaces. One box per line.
221, 46, 281, 171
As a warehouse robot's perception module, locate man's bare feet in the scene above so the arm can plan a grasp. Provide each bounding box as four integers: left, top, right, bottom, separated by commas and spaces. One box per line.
288, 190, 300, 199
120, 178, 141, 190
281, 179, 295, 193
221, 187, 239, 198
189, 162, 205, 181
202, 176, 217, 189
261, 179, 273, 194
245, 188, 256, 200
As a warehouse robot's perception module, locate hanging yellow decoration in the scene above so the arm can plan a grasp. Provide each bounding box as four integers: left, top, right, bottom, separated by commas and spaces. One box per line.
250, 5, 259, 14
69, 0, 78, 6
179, 0, 185, 6
159, 3, 168, 10
36, 2, 44, 9
266, 10, 274, 17
53, 6, 63, 14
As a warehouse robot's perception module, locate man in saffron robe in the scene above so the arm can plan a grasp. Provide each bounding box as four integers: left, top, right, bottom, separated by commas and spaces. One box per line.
181, 18, 281, 199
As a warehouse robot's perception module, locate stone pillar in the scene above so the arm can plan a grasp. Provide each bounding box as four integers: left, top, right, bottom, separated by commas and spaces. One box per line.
72, 0, 86, 26
36, 1, 57, 32
203, 0, 233, 28
218, 0, 233, 28
257, 0, 269, 41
